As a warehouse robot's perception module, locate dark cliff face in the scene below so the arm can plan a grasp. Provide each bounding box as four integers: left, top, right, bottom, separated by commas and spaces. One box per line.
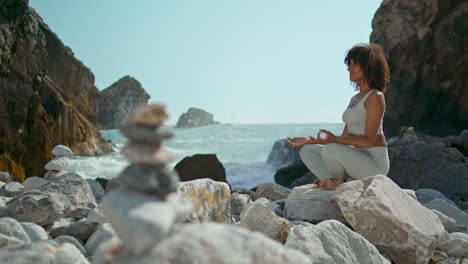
0, 0, 113, 181
371, 0, 468, 137
96, 76, 150, 129
176, 107, 220, 128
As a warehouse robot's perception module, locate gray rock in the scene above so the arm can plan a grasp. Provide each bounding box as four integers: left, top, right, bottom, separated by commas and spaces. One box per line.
121, 144, 176, 166
20, 222, 48, 241
55, 242, 89, 264
255, 182, 291, 201
0, 196, 11, 207
44, 170, 68, 180
85, 178, 105, 202
52, 145, 73, 158
101, 188, 176, 255
334, 175, 445, 264
266, 201, 284, 217
240, 201, 294, 243
117, 164, 178, 197
84, 223, 116, 256
0, 240, 56, 263
425, 199, 468, 231
45, 156, 70, 171
285, 220, 390, 264
0, 217, 30, 247
415, 189, 458, 207
176, 107, 220, 128
69, 207, 92, 220
0, 172, 11, 183
284, 184, 346, 223
438, 238, 468, 258
0, 181, 25, 197
230, 192, 251, 215
266, 138, 300, 169
104, 178, 121, 193
431, 210, 458, 233
86, 207, 107, 224
120, 124, 174, 145
49, 218, 100, 241
450, 232, 468, 242
23, 176, 49, 191
55, 235, 86, 256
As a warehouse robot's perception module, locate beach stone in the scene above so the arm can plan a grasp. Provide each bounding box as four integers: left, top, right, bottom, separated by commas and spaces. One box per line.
6, 191, 67, 226
231, 187, 256, 200
69, 207, 92, 220
52, 145, 73, 158
430, 250, 449, 263
23, 176, 49, 191
425, 198, 468, 232
0, 181, 25, 197
123, 104, 168, 127
240, 201, 293, 243
333, 175, 445, 264
415, 188, 458, 207
55, 235, 86, 256
117, 164, 178, 197
101, 188, 176, 255
403, 189, 417, 200
84, 223, 116, 256
0, 217, 30, 247
431, 210, 458, 233
97, 222, 310, 264
0, 182, 4, 189
438, 238, 468, 258
267, 138, 300, 169
121, 143, 176, 166
104, 178, 121, 193
85, 178, 105, 202
177, 178, 231, 223
0, 196, 10, 207
266, 200, 284, 217
230, 192, 251, 215
44, 157, 70, 171
285, 220, 390, 264
274, 160, 311, 188
174, 154, 228, 184
20, 222, 48, 241
43, 170, 68, 180
49, 218, 100, 241
165, 192, 192, 223
120, 124, 174, 144
0, 240, 57, 263
255, 182, 291, 201
284, 184, 346, 223
55, 242, 89, 264
0, 172, 11, 183
87, 207, 107, 224
450, 232, 468, 242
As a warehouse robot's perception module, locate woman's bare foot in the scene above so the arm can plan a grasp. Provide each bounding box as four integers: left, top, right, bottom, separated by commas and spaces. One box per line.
319, 178, 344, 190
313, 179, 321, 185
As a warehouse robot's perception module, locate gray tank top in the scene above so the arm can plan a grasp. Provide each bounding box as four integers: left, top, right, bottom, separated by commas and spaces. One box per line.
342, 90, 384, 135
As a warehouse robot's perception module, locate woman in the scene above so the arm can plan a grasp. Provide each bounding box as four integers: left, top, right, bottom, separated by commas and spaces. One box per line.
286, 43, 391, 190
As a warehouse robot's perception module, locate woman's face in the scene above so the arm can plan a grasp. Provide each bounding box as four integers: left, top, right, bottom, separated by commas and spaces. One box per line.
347, 60, 365, 82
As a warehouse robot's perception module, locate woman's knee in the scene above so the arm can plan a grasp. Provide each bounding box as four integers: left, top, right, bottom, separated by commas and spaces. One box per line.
322, 143, 343, 157
299, 144, 320, 160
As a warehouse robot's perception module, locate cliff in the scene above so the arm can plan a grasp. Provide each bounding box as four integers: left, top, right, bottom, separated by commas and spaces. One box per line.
371, 0, 468, 137
96, 75, 150, 129
176, 107, 220, 128
0, 0, 113, 181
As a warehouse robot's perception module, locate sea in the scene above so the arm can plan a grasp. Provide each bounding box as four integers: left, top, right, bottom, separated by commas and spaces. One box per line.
68, 123, 343, 189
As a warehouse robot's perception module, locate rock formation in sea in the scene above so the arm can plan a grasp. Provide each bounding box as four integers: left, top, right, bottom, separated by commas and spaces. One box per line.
95, 75, 150, 129
0, 0, 113, 181
371, 0, 468, 137
176, 107, 220, 128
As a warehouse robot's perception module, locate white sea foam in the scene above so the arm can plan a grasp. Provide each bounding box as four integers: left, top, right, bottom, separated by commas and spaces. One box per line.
72, 123, 343, 188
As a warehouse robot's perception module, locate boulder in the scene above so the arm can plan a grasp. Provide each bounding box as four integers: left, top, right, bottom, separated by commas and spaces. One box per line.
85, 179, 105, 202
23, 176, 49, 191
55, 236, 86, 256
174, 154, 228, 184
255, 182, 291, 201
20, 222, 48, 242
230, 192, 251, 215
84, 223, 116, 257
177, 179, 230, 223
438, 238, 468, 258
0, 182, 25, 197
333, 175, 445, 264
425, 198, 468, 232
96, 75, 150, 129
285, 220, 390, 264
49, 218, 100, 241
175, 107, 220, 128
415, 188, 458, 207
267, 139, 301, 169
0, 218, 31, 247
371, 0, 468, 137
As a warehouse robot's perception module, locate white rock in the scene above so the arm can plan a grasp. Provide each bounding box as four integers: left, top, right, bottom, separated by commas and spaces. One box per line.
55, 235, 86, 256
101, 188, 176, 255
240, 201, 294, 243
23, 176, 49, 191
333, 175, 445, 264
450, 232, 468, 242
255, 182, 291, 201
438, 238, 468, 258
431, 209, 458, 233
52, 145, 73, 158
20, 222, 48, 241
44, 170, 68, 180
0, 181, 25, 197
55, 242, 89, 264
84, 223, 116, 257
284, 184, 346, 223
44, 157, 70, 171
285, 220, 390, 264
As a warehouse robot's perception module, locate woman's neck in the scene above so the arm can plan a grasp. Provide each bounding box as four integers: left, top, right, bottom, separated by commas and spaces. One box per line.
357, 81, 371, 94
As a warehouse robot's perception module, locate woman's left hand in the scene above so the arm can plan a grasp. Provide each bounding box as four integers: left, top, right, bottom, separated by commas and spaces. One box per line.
317, 129, 337, 143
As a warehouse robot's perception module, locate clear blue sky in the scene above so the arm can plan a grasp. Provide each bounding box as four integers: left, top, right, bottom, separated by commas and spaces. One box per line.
29, 0, 382, 125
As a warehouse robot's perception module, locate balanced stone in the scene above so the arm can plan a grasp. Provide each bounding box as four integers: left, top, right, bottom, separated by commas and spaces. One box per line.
117, 164, 179, 197
121, 144, 176, 166
44, 157, 70, 171
123, 104, 168, 127
52, 145, 73, 158
120, 124, 174, 145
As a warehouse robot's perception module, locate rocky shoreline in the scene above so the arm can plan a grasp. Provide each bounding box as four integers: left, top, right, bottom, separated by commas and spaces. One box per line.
0, 105, 467, 264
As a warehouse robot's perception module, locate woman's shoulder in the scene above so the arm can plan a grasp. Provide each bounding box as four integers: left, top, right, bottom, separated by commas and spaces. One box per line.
365, 90, 385, 107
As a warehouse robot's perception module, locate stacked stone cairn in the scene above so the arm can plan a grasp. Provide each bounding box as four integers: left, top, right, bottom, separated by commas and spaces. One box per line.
44, 145, 73, 179
98, 104, 191, 260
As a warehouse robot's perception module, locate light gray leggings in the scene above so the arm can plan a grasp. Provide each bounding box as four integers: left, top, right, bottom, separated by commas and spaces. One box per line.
299, 143, 390, 181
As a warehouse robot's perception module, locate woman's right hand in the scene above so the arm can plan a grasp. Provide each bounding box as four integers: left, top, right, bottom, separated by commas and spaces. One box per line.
286, 136, 320, 147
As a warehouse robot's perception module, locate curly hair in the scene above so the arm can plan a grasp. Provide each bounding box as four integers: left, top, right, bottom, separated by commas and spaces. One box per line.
344, 43, 390, 93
